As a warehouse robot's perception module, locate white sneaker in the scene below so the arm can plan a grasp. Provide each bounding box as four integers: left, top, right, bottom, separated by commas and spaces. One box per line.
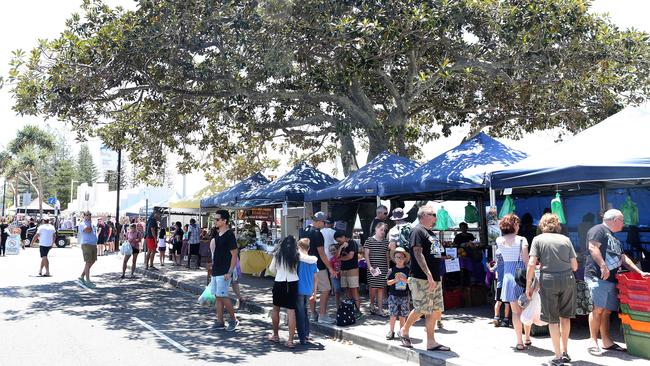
318, 315, 334, 324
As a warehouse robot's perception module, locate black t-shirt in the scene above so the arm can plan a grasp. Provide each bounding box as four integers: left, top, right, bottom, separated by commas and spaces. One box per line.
212, 230, 238, 276
305, 227, 326, 270
340, 239, 358, 271
388, 266, 409, 296
20, 225, 28, 240
409, 224, 442, 281
0, 224, 8, 243
145, 216, 158, 239
107, 221, 116, 240
585, 224, 623, 283
174, 228, 184, 243
453, 232, 475, 246
97, 222, 108, 243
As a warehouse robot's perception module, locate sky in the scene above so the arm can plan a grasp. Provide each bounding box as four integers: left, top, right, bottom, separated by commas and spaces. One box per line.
0, 0, 648, 197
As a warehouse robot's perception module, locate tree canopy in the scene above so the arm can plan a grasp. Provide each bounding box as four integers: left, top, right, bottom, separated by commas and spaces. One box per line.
7, 0, 650, 180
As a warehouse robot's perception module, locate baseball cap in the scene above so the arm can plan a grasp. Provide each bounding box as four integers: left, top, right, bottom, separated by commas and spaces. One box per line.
312, 211, 330, 223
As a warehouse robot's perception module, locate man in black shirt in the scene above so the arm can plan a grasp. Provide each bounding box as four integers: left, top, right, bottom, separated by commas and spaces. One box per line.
334, 230, 361, 318
209, 210, 239, 331
369, 205, 388, 239
585, 209, 648, 353
400, 205, 450, 352
305, 211, 336, 324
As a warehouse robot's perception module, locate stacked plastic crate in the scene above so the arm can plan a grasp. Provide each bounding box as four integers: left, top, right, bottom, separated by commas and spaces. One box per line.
617, 272, 650, 359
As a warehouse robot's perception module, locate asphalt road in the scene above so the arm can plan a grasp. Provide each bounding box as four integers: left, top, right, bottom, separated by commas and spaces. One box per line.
0, 246, 408, 366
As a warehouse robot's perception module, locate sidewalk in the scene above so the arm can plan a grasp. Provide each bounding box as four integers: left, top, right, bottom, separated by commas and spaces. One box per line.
131, 259, 644, 366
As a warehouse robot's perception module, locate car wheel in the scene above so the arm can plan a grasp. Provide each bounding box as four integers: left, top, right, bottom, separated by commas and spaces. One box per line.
55, 237, 67, 248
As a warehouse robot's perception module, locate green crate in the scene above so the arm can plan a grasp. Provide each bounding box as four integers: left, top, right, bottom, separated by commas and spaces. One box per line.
623, 325, 650, 360
621, 304, 650, 323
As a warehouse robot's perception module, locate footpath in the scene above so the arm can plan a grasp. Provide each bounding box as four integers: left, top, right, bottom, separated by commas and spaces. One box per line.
129, 259, 643, 366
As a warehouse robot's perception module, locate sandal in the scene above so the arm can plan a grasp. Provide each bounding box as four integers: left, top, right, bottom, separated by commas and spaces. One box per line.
524, 340, 532, 346
399, 330, 412, 348
284, 341, 295, 349
603, 343, 626, 352
515, 344, 525, 351
427, 344, 451, 352
267, 335, 280, 343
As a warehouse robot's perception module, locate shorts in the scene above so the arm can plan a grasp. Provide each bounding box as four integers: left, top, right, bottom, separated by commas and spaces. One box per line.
189, 244, 200, 255
132, 247, 140, 255
39, 246, 51, 258
158, 246, 166, 253
408, 277, 444, 313
316, 269, 332, 292
210, 275, 232, 298
388, 294, 410, 317
172, 241, 182, 255
495, 287, 509, 304
146, 238, 156, 251
81, 245, 98, 263
539, 271, 576, 323
586, 276, 618, 312
272, 281, 299, 309
340, 268, 360, 288
331, 277, 343, 293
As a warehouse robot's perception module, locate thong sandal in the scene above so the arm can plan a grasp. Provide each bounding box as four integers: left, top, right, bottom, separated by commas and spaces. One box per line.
524, 340, 532, 346
399, 331, 413, 348
515, 344, 525, 351
284, 341, 295, 349
603, 343, 626, 352
427, 344, 451, 352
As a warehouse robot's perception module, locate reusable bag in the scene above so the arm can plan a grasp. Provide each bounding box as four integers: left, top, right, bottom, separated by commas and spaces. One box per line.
120, 241, 133, 256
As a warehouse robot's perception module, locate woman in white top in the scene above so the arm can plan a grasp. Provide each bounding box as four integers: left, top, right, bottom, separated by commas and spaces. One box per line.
496, 214, 532, 351
268, 235, 300, 348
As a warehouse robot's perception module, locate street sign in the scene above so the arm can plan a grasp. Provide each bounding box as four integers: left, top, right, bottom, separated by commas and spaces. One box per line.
48, 197, 56, 205
23, 193, 31, 206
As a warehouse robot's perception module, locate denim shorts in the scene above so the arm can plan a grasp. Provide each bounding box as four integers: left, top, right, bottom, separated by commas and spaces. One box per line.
586, 277, 618, 312
210, 275, 232, 298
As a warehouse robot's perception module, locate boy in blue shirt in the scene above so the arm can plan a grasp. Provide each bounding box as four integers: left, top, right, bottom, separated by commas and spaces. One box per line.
296, 238, 318, 345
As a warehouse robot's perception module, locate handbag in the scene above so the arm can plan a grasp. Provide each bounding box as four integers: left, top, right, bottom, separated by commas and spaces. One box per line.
514, 238, 527, 288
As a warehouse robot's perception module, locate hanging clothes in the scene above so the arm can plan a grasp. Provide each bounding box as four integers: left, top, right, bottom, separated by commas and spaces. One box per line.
464, 202, 479, 223
435, 206, 454, 230
499, 196, 515, 219
620, 196, 639, 226
551, 192, 567, 224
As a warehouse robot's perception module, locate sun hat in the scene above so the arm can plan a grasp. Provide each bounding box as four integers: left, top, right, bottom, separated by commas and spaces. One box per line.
390, 247, 411, 263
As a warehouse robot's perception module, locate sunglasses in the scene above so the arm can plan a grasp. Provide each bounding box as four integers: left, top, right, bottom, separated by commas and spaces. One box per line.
424, 213, 436, 217
394, 255, 406, 259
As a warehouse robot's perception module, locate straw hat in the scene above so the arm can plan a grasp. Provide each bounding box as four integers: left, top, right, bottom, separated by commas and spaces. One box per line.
390, 247, 411, 263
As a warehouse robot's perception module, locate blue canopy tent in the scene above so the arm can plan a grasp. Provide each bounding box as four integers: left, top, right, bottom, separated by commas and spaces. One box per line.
200, 172, 270, 209
379, 132, 527, 199
489, 106, 650, 190
305, 151, 419, 202
238, 162, 339, 206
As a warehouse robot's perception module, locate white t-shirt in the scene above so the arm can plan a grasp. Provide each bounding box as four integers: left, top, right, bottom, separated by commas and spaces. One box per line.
320, 227, 337, 260
158, 238, 166, 248
37, 224, 56, 247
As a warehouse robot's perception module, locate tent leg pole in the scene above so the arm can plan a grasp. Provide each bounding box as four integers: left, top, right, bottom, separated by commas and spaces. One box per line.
477, 194, 490, 258
599, 188, 607, 214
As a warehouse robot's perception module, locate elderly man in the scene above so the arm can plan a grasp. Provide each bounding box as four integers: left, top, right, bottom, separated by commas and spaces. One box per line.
585, 209, 648, 353
369, 205, 389, 238
78, 211, 98, 287
399, 205, 450, 352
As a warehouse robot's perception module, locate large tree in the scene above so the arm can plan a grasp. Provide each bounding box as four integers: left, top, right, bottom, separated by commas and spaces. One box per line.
6, 0, 650, 181
76, 144, 99, 186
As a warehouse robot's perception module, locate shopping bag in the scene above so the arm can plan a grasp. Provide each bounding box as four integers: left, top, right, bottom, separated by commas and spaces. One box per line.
520, 291, 547, 326
198, 285, 216, 306
120, 241, 133, 256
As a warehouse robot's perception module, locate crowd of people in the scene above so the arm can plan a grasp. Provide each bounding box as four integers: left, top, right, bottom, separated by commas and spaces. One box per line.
8, 202, 648, 364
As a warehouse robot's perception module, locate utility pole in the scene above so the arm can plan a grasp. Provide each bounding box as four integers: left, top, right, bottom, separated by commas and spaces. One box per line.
116, 149, 122, 227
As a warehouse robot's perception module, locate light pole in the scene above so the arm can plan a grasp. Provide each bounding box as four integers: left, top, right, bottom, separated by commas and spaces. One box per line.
2, 178, 6, 217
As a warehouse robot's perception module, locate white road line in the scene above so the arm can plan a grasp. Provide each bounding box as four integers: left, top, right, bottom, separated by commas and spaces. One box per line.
132, 317, 190, 352
76, 280, 94, 293
155, 327, 213, 332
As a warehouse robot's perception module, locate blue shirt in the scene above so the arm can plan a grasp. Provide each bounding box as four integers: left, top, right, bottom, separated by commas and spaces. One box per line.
297, 257, 319, 296
78, 220, 98, 245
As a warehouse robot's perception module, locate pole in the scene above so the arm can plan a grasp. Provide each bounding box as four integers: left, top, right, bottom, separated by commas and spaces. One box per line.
144, 197, 149, 264
116, 149, 122, 227
2, 178, 6, 217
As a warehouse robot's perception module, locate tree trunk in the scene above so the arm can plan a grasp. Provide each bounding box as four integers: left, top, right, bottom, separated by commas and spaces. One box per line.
387, 108, 409, 157
337, 128, 359, 176
366, 125, 389, 162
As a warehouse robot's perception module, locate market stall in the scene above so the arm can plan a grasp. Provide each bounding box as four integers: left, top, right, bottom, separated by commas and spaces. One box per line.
379, 132, 528, 308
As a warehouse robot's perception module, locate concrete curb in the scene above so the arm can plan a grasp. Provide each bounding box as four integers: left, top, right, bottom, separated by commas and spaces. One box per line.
136, 267, 460, 366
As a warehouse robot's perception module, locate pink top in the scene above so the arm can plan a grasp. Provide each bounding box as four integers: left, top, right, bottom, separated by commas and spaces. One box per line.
128, 230, 143, 250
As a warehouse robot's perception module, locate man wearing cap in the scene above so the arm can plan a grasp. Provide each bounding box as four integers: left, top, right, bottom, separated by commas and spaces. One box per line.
387, 208, 412, 252
399, 205, 450, 352
32, 216, 56, 276
305, 211, 336, 324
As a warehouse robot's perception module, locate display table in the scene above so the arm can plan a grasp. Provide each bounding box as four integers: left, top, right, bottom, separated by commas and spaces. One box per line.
240, 250, 273, 275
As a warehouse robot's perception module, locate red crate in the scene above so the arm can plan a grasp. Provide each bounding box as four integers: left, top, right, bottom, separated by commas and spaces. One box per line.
617, 272, 650, 293
444, 288, 463, 310
619, 293, 650, 313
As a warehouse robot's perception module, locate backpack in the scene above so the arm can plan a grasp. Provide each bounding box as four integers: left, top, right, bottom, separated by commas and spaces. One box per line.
398, 224, 412, 250
336, 299, 357, 326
